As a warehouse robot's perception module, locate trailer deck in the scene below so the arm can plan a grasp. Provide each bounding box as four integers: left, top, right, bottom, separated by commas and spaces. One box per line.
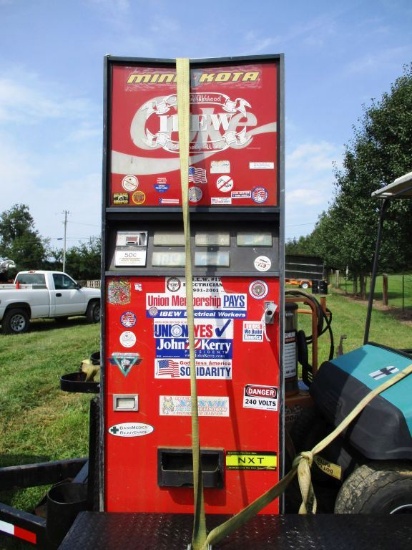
59, 512, 412, 549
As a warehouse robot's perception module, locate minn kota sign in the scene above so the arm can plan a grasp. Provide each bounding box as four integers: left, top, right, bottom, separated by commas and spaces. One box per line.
101, 55, 285, 515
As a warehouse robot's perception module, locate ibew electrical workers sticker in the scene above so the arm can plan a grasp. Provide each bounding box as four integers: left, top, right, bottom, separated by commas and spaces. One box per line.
249, 280, 268, 299
243, 384, 278, 411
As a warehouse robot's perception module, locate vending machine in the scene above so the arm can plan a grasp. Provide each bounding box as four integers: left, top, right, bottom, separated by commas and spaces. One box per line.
101, 55, 285, 516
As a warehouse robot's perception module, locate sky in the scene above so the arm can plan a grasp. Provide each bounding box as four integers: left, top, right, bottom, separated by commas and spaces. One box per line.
0, 0, 411, 250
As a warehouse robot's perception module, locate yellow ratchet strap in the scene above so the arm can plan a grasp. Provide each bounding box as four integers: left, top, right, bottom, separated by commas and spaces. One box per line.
176, 57, 207, 550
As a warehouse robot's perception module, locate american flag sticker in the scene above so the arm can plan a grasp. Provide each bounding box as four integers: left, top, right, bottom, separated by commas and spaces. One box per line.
369, 365, 399, 381
189, 166, 207, 184
156, 359, 180, 378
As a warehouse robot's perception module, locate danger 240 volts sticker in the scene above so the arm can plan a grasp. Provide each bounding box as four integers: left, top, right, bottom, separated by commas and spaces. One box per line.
243, 384, 278, 411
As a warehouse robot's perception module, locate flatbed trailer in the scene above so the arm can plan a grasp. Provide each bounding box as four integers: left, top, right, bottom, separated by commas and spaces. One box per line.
60, 512, 412, 549
0, 459, 87, 548
2, 428, 412, 549
285, 255, 325, 290
2, 383, 411, 549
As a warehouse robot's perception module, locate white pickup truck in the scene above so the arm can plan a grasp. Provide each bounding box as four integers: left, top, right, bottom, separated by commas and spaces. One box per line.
0, 270, 101, 334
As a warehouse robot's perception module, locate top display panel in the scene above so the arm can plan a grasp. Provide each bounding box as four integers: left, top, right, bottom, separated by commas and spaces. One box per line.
107, 56, 281, 208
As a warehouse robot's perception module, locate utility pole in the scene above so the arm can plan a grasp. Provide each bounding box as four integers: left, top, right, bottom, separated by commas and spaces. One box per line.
62, 210, 69, 272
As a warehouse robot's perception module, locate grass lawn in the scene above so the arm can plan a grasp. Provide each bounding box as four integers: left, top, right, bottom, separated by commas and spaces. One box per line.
0, 317, 99, 550
336, 273, 412, 311
0, 292, 411, 547
290, 286, 412, 370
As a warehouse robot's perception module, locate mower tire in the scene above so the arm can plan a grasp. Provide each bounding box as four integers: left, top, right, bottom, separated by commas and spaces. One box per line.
335, 462, 412, 514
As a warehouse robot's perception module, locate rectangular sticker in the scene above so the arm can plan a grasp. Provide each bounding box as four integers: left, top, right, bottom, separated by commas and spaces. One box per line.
369, 366, 399, 380
115, 249, 147, 267
155, 358, 232, 379
249, 162, 275, 169
226, 451, 277, 470
243, 321, 264, 342
243, 384, 278, 411
210, 160, 231, 173
159, 395, 229, 416
154, 318, 234, 362
147, 277, 247, 319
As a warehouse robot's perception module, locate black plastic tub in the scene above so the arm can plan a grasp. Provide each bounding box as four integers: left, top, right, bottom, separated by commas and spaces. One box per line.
60, 372, 99, 393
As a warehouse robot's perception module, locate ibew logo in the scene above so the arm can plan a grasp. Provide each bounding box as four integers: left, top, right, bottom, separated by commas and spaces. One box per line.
130, 92, 258, 153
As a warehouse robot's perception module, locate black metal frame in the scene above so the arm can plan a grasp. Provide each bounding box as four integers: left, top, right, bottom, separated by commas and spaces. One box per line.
0, 458, 86, 547
0, 397, 99, 548
364, 172, 412, 343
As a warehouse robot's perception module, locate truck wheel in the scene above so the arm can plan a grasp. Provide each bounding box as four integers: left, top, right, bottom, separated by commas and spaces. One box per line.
335, 462, 412, 514
86, 300, 101, 323
2, 308, 30, 334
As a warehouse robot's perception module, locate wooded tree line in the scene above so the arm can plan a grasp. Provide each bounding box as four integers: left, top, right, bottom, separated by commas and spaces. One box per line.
287, 63, 412, 296
0, 204, 101, 280
1, 65, 411, 287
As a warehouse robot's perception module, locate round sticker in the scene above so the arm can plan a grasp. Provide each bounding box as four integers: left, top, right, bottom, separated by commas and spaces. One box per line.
167, 277, 181, 292
252, 187, 268, 204
122, 175, 138, 192
132, 190, 146, 205
216, 175, 234, 193
189, 186, 202, 203
249, 280, 269, 299
120, 311, 137, 328
171, 324, 183, 337
254, 256, 271, 272
120, 331, 137, 348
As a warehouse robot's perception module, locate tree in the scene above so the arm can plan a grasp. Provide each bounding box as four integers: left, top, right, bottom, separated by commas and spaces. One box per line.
0, 204, 49, 272
310, 63, 412, 297
64, 237, 101, 280
285, 235, 317, 256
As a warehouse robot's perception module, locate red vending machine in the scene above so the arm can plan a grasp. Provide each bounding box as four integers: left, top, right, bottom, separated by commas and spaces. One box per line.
101, 55, 285, 516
